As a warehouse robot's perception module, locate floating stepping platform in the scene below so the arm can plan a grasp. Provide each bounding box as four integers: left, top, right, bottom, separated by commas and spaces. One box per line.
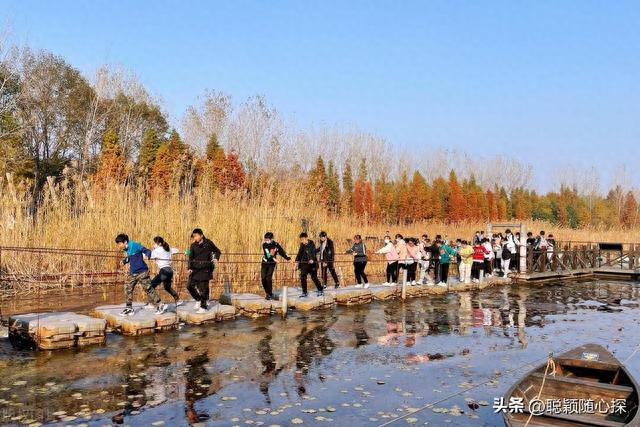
403, 284, 439, 298
175, 300, 236, 325
324, 286, 373, 305
367, 284, 400, 301
219, 293, 283, 318
447, 282, 478, 292
8, 312, 106, 350
93, 303, 178, 336
274, 288, 336, 311
483, 276, 511, 288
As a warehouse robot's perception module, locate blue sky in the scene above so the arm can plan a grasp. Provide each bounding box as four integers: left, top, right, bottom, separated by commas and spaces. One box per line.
3, 1, 639, 190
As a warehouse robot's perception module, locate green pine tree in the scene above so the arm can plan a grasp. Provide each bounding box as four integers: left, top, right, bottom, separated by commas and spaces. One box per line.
341, 160, 354, 214
138, 128, 161, 176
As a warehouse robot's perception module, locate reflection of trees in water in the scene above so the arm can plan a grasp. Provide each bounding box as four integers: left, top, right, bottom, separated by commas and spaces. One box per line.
295, 324, 335, 372
294, 322, 336, 396
517, 288, 528, 348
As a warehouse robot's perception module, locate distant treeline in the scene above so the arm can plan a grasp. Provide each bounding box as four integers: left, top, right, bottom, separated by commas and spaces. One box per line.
0, 42, 638, 229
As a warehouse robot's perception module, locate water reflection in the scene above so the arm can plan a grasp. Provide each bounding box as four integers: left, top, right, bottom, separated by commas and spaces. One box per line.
0, 279, 638, 426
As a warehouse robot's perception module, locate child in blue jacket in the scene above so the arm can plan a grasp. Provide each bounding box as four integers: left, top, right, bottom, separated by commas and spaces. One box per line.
115, 233, 165, 316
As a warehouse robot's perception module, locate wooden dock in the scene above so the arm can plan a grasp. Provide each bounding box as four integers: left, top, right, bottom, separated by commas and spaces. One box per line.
8, 312, 106, 350
514, 267, 640, 284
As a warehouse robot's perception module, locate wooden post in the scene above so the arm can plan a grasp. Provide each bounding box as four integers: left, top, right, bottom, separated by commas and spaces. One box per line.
281, 286, 288, 319
519, 223, 527, 274
401, 268, 407, 300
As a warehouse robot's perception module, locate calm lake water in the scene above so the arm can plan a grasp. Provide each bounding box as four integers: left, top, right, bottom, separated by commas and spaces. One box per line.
2, 279, 640, 426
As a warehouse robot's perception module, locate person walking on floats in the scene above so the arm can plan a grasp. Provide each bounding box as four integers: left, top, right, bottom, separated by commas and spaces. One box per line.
115, 233, 163, 316
295, 232, 323, 297
187, 228, 222, 313
318, 231, 341, 289
261, 232, 291, 300
150, 236, 182, 307
346, 234, 369, 288
438, 240, 457, 286
375, 235, 399, 286
458, 240, 473, 284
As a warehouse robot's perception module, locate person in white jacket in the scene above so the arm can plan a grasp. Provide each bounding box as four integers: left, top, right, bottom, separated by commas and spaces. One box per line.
149, 236, 182, 310
418, 235, 431, 284
501, 235, 517, 276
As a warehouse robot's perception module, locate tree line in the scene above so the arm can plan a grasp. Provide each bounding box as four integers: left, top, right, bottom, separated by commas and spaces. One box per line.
0, 42, 638, 229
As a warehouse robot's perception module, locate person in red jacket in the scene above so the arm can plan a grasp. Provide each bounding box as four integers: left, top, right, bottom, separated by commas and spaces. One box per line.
471, 241, 488, 283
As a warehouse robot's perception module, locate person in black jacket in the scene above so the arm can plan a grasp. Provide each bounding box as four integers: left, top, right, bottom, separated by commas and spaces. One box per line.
261, 231, 291, 300
295, 232, 323, 297
187, 228, 222, 312
318, 231, 340, 289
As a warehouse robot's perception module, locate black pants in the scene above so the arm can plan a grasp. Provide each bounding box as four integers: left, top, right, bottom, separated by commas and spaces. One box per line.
440, 263, 450, 283
430, 260, 440, 282
386, 261, 399, 283
151, 267, 179, 299
300, 264, 322, 294
484, 259, 492, 275
471, 262, 484, 280
321, 262, 340, 287
354, 261, 368, 284
187, 279, 210, 308
261, 262, 276, 297
406, 263, 417, 282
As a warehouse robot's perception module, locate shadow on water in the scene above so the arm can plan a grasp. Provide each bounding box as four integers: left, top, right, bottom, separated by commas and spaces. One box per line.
1, 278, 640, 425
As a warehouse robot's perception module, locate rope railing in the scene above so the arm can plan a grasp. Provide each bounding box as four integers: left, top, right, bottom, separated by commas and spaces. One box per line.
1, 243, 639, 317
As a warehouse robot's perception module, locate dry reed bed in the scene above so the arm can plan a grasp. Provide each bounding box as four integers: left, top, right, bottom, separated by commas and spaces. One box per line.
1, 178, 639, 304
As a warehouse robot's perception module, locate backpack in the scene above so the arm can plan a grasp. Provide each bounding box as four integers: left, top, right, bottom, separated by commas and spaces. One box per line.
502, 243, 512, 260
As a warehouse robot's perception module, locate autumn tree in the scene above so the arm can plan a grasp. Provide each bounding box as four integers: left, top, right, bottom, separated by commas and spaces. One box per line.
431, 176, 449, 221
352, 159, 375, 218
223, 149, 246, 192
93, 126, 126, 186
308, 156, 329, 205
622, 191, 638, 229
447, 170, 466, 222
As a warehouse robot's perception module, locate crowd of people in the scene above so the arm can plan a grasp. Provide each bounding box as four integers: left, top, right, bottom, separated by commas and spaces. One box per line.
113, 228, 557, 316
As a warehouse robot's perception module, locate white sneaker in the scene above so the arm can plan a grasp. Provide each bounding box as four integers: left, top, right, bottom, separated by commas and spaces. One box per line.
193, 302, 201, 310
364, 283, 370, 289
175, 300, 184, 307
382, 282, 389, 286
143, 303, 153, 310
155, 304, 167, 315
196, 307, 208, 314
436, 282, 447, 287
354, 284, 363, 288
411, 281, 417, 285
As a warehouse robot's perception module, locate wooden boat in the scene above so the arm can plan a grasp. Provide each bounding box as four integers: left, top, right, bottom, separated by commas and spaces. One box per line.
504, 344, 639, 426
